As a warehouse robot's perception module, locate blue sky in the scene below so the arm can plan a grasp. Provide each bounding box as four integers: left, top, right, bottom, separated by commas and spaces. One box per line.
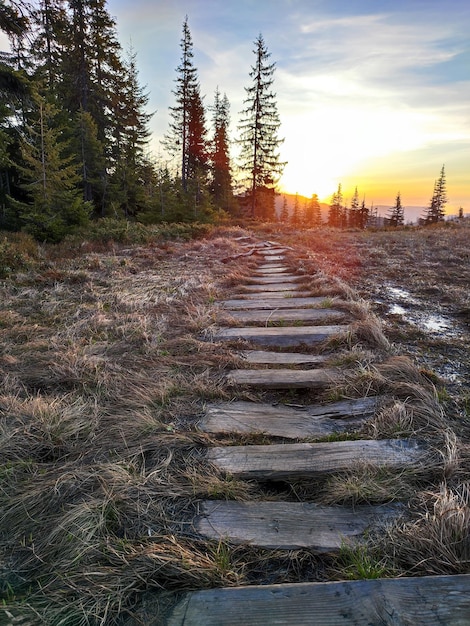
12, 0, 470, 211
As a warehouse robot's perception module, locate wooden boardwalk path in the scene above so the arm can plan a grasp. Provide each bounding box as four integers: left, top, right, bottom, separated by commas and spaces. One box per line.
161, 238, 465, 625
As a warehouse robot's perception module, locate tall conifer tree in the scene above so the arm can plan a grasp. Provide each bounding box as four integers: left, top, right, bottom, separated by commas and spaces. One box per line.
163, 16, 203, 193
238, 34, 285, 219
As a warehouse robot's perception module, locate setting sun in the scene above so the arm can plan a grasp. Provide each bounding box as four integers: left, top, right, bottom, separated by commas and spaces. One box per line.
278, 101, 443, 203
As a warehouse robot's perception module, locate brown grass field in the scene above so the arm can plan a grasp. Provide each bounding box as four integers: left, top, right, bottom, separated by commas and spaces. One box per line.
0, 221, 469, 624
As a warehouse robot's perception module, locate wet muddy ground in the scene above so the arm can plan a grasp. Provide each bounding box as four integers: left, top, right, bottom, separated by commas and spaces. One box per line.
349, 227, 469, 401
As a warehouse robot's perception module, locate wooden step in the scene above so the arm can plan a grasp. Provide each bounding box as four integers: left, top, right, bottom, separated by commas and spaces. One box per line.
220, 296, 329, 309
200, 398, 378, 438
228, 291, 319, 300
258, 255, 285, 262
260, 247, 287, 252
255, 265, 290, 273
164, 575, 470, 626
207, 439, 424, 480
227, 368, 340, 389
196, 500, 403, 550
246, 274, 301, 284
238, 350, 329, 365
222, 308, 346, 324
242, 283, 302, 292
212, 325, 347, 348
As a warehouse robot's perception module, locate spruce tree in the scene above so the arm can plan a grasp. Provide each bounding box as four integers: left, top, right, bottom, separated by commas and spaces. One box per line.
109, 46, 153, 218
10, 93, 91, 241
163, 16, 202, 193
210, 87, 233, 212
238, 34, 285, 219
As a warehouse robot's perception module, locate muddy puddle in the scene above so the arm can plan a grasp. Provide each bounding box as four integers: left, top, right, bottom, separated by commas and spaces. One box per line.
380, 285, 462, 340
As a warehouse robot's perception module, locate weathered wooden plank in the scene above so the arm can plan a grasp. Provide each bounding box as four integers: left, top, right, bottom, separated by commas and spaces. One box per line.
220, 296, 329, 309
207, 439, 424, 479
196, 501, 403, 550
212, 325, 346, 347
246, 274, 301, 284
255, 265, 290, 273
164, 575, 470, 626
222, 308, 346, 324
200, 398, 378, 438
227, 368, 340, 389
242, 282, 301, 292
259, 255, 285, 262
238, 350, 329, 365
228, 291, 321, 300
259, 248, 287, 255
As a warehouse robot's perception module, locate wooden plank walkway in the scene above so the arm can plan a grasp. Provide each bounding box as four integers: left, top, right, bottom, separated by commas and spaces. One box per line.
226, 368, 340, 389
212, 325, 347, 347
207, 439, 424, 480
222, 308, 347, 324
159, 236, 459, 626
200, 398, 378, 438
164, 575, 470, 626
196, 500, 403, 550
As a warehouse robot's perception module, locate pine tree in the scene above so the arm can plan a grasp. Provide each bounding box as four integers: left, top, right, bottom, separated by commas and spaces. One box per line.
210, 87, 233, 212
388, 191, 404, 226
238, 33, 285, 219
424, 165, 447, 224
328, 183, 343, 227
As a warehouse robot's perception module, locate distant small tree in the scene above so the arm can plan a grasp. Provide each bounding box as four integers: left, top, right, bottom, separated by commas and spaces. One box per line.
328, 183, 343, 227
279, 195, 288, 224
424, 165, 447, 224
358, 198, 369, 229
388, 191, 405, 226
304, 193, 321, 227
290, 192, 300, 226
348, 186, 360, 227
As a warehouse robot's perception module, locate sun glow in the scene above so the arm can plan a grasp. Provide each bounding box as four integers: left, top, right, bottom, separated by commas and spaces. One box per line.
278, 102, 438, 202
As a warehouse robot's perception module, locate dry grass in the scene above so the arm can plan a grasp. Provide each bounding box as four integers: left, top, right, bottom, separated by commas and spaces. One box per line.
1, 221, 469, 622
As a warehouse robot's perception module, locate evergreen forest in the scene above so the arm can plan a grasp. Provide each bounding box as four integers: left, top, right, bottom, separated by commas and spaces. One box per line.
0, 2, 454, 242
